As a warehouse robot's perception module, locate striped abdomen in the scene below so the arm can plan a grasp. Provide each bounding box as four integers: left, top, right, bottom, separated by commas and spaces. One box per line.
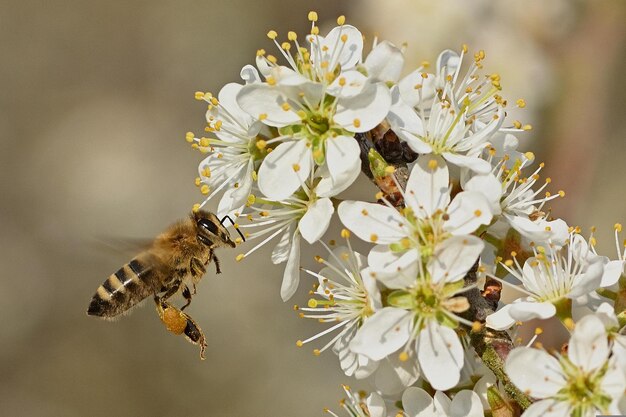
87, 255, 159, 318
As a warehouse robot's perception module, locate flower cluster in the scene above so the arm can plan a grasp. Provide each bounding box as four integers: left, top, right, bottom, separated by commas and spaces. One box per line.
187, 13, 626, 417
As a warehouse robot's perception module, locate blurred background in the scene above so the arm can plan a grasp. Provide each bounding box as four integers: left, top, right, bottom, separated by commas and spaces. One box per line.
1, 0, 625, 415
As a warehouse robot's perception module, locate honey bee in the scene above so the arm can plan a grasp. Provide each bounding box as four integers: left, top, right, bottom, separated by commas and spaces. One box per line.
87, 210, 241, 359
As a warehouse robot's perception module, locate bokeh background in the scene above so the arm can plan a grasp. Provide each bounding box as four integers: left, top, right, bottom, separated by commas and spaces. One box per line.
1, 0, 625, 416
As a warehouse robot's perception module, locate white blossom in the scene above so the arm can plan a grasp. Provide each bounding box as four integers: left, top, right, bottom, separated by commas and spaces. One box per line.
402, 387, 484, 417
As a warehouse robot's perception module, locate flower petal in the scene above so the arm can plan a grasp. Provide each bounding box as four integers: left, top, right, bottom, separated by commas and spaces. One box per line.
327, 70, 369, 98
442, 152, 492, 174
310, 25, 363, 69
364, 40, 404, 83
298, 197, 333, 244
280, 229, 301, 301
417, 321, 464, 390
338, 201, 408, 244
521, 400, 571, 417
240, 64, 261, 84
505, 347, 565, 398
444, 191, 493, 236
368, 246, 419, 289
601, 259, 624, 287
402, 387, 435, 417
405, 155, 449, 217
236, 83, 301, 127
372, 352, 420, 395
349, 307, 411, 361
449, 390, 484, 417
508, 301, 556, 322
366, 393, 387, 417
325, 135, 361, 190
398, 70, 436, 108
257, 140, 312, 200
568, 314, 609, 372
486, 304, 516, 330
335, 83, 391, 133
271, 226, 293, 264
463, 173, 503, 216
427, 235, 484, 284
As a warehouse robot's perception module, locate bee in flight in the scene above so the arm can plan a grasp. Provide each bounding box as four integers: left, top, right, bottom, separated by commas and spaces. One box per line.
87, 210, 242, 359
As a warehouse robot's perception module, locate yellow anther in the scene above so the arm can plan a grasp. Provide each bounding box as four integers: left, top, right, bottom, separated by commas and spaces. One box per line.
522, 124, 533, 131
421, 72, 429, 79
252, 171, 258, 181
421, 60, 430, 68
361, 209, 368, 216
308, 299, 318, 308
314, 255, 324, 263
254, 140, 267, 151
194, 177, 202, 186
590, 237, 597, 246
191, 143, 199, 150
375, 191, 384, 200
558, 190, 565, 197
525, 151, 535, 160
504, 259, 514, 267
185, 132, 195, 143
516, 99, 526, 108
615, 223, 622, 232
351, 118, 361, 128
341, 229, 350, 239
266, 55, 277, 64
513, 120, 522, 129
398, 351, 409, 362
256, 49, 266, 56
340, 34, 348, 43
296, 340, 303, 347
370, 234, 378, 242
474, 210, 482, 217
563, 318, 575, 331
400, 237, 411, 249
210, 97, 219, 106
292, 163, 300, 172
308, 11, 318, 22
510, 251, 517, 257
194, 91, 205, 100
384, 166, 395, 174
336, 15, 345, 25
338, 77, 346, 86
462, 44, 468, 53
545, 177, 552, 184
281, 102, 291, 111
310, 26, 319, 35
313, 349, 321, 356
414, 83, 422, 90
192, 203, 201, 213
535, 327, 543, 335
267, 30, 278, 40
428, 159, 438, 170
259, 113, 268, 121
287, 31, 297, 41
266, 76, 276, 86
281, 42, 291, 51
472, 321, 482, 332
199, 138, 209, 147
235, 254, 245, 262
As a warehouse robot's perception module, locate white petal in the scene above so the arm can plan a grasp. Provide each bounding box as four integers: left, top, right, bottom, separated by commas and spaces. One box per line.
366, 393, 387, 417
318, 25, 363, 69
235, 83, 301, 127
298, 198, 333, 244
508, 301, 556, 322
271, 226, 293, 264
449, 390, 484, 417
257, 140, 312, 200
240, 64, 261, 84
568, 256, 604, 298
443, 152, 492, 174
463, 174, 503, 216
505, 347, 565, 398
372, 352, 420, 395
436, 50, 461, 80
405, 155, 449, 217
601, 259, 624, 287
338, 201, 407, 244
444, 191, 493, 235
327, 70, 369, 98
325, 135, 361, 189
417, 321, 464, 390
364, 40, 404, 83
427, 235, 484, 284
520, 400, 571, 417
280, 230, 301, 301
569, 314, 609, 372
485, 304, 516, 330
398, 70, 436, 108
349, 307, 411, 361
368, 246, 419, 289
335, 83, 391, 133
388, 86, 427, 145
402, 387, 435, 417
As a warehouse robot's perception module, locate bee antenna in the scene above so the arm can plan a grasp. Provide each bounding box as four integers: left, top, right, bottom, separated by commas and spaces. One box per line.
220, 215, 245, 242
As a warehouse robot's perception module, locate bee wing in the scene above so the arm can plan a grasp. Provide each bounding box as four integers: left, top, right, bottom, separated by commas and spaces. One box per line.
89, 236, 155, 257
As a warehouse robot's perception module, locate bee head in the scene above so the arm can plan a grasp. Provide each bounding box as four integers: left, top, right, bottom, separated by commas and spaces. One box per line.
193, 210, 237, 248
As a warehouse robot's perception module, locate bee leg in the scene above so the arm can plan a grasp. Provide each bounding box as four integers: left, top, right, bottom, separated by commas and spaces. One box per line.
190, 256, 207, 278
154, 296, 207, 360
192, 283, 197, 295
213, 253, 222, 274
160, 275, 184, 301
181, 285, 192, 311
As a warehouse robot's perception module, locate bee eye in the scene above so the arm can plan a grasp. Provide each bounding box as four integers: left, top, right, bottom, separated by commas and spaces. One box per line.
198, 219, 219, 235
